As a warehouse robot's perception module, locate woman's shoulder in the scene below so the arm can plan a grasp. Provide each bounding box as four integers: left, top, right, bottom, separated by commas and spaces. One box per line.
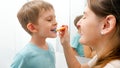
104, 60, 120, 68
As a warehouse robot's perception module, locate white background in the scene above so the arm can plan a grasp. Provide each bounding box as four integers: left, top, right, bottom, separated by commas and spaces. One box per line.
0, 0, 86, 68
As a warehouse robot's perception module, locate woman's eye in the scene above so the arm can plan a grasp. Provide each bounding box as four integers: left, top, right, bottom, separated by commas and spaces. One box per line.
82, 16, 86, 19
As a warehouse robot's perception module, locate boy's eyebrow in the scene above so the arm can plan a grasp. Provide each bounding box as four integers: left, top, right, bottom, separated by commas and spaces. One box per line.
46, 15, 56, 18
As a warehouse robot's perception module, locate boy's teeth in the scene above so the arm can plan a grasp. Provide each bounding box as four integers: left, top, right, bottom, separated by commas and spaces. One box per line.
51, 29, 57, 32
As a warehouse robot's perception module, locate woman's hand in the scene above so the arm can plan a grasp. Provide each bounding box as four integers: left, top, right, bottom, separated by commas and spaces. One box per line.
58, 25, 70, 47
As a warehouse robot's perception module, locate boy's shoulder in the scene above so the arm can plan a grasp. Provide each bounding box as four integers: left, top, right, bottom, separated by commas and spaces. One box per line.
16, 42, 55, 56
16, 43, 37, 58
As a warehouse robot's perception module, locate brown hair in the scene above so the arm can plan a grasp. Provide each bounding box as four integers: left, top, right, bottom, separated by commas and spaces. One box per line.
17, 0, 54, 35
74, 15, 83, 28
87, 0, 120, 67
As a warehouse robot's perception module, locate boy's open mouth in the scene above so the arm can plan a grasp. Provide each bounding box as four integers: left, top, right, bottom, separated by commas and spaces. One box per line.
51, 28, 57, 33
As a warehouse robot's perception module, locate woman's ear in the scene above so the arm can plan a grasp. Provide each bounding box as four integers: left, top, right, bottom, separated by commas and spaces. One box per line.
101, 15, 116, 35
27, 23, 37, 33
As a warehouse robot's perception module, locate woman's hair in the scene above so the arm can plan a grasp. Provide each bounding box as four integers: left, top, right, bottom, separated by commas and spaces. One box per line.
87, 0, 120, 67
17, 0, 54, 35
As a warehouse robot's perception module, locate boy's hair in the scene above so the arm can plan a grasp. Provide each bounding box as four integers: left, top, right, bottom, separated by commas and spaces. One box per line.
74, 15, 83, 28
17, 0, 54, 35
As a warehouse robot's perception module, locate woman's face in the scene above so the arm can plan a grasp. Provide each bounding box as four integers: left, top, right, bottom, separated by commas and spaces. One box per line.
77, 5, 104, 46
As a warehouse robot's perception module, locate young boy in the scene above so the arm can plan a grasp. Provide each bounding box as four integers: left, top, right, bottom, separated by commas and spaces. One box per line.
11, 0, 57, 68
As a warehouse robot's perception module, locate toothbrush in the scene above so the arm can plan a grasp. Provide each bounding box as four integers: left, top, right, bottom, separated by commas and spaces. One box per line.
56, 27, 65, 32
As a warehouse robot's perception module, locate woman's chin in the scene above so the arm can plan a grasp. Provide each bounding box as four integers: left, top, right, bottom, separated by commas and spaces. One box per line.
79, 39, 87, 45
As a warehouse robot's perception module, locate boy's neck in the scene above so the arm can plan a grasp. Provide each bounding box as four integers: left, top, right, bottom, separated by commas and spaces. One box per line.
30, 36, 48, 50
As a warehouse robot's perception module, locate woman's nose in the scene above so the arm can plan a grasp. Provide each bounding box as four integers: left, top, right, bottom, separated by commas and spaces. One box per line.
76, 21, 81, 29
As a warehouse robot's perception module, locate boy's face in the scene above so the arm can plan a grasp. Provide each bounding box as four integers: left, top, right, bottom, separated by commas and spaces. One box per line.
35, 9, 57, 38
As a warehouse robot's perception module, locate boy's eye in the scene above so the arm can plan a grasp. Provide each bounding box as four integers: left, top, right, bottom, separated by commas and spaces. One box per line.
46, 17, 52, 21
47, 19, 52, 21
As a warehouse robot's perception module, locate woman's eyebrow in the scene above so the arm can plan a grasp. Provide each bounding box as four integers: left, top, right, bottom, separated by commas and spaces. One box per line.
83, 11, 87, 15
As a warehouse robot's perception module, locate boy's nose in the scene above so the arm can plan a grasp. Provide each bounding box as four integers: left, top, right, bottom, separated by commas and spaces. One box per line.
53, 21, 57, 25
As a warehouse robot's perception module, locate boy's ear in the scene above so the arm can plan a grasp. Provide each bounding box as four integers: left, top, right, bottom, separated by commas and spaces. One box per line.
27, 23, 37, 32
101, 15, 116, 35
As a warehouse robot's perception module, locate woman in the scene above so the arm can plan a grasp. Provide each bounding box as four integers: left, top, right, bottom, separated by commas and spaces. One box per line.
59, 0, 120, 68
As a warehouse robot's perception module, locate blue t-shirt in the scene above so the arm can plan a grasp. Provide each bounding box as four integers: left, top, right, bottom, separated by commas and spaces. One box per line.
11, 42, 55, 68
71, 33, 84, 57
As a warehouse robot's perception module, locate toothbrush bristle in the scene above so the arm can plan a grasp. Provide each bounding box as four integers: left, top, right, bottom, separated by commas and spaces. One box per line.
56, 27, 65, 31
